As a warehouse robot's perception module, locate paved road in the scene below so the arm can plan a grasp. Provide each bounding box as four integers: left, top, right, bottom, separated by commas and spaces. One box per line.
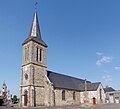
46, 104, 120, 109
89, 103, 120, 109
0, 103, 120, 109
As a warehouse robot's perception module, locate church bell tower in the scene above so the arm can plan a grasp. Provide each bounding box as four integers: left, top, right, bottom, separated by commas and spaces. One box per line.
20, 8, 48, 107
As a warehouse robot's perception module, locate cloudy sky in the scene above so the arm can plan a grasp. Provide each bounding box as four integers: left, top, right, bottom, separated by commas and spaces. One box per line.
0, 0, 120, 96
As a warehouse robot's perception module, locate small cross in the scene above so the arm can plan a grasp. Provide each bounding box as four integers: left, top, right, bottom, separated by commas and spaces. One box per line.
35, 0, 38, 10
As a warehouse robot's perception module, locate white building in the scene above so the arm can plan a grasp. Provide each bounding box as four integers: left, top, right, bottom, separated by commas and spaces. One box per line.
80, 82, 105, 104
104, 86, 120, 103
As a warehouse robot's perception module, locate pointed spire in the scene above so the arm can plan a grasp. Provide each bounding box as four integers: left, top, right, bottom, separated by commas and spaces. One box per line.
29, 11, 41, 39
23, 7, 47, 47
29, 0, 40, 38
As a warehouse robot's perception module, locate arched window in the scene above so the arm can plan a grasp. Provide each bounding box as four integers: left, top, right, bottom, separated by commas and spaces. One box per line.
27, 46, 29, 61
25, 47, 27, 61
25, 46, 29, 62
73, 91, 75, 100
40, 49, 42, 61
100, 89, 102, 100
36, 47, 38, 62
62, 90, 65, 100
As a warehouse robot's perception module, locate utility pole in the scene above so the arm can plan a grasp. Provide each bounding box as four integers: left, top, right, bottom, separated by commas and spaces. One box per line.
84, 79, 88, 103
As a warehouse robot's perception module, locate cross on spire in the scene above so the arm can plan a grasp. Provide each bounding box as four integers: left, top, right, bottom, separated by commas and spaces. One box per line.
35, 0, 38, 11
22, 0, 47, 47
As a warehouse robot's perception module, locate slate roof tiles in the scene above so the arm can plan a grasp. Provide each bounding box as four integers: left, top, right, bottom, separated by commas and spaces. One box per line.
47, 70, 101, 91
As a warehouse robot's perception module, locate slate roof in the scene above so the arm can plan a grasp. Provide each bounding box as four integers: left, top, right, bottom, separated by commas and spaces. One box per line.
23, 11, 47, 47
23, 37, 47, 47
104, 87, 115, 92
47, 70, 91, 91
79, 82, 101, 92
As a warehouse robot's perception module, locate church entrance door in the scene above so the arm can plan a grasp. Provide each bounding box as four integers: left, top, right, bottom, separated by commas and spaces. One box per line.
24, 90, 28, 106
93, 97, 96, 105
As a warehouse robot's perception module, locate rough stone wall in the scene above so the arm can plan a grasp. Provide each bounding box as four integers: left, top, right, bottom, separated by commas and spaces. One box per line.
32, 64, 46, 87
35, 87, 45, 106
34, 75, 54, 106
20, 41, 48, 107
54, 89, 80, 106
22, 41, 47, 67
44, 76, 54, 106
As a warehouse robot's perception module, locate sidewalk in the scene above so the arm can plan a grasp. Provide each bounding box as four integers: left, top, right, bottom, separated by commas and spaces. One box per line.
12, 105, 85, 109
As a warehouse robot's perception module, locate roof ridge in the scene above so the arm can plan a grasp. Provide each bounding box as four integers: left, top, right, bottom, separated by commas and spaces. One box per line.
47, 70, 89, 82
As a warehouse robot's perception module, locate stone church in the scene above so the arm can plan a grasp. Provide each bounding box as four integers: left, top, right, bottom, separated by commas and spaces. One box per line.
20, 9, 105, 107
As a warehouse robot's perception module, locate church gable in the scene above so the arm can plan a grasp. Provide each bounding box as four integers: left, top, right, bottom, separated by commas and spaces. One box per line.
80, 82, 101, 92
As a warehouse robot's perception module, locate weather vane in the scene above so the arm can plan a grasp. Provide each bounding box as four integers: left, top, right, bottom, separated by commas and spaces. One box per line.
35, 0, 38, 11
